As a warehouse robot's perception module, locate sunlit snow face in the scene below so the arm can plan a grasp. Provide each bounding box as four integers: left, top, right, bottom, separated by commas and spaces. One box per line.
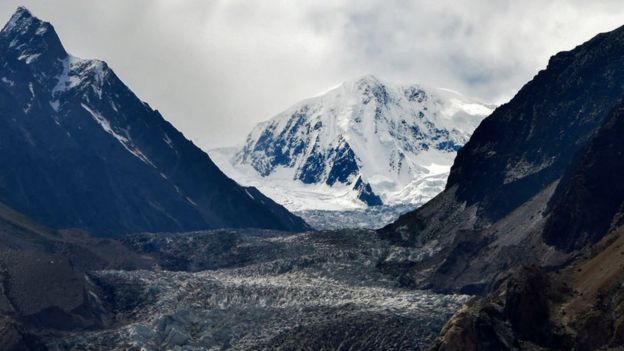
1, 0, 623, 149
209, 76, 492, 219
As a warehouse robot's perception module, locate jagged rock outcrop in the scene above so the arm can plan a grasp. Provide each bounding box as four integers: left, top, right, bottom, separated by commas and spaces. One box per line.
0, 315, 47, 351
431, 226, 624, 351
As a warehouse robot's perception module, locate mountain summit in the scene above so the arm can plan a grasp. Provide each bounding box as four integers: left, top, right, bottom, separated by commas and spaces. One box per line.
211, 75, 492, 215
2, 7, 67, 63
0, 7, 309, 235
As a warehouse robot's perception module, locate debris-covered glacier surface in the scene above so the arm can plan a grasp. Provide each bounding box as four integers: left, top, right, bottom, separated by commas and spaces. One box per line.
295, 203, 420, 230
54, 230, 468, 350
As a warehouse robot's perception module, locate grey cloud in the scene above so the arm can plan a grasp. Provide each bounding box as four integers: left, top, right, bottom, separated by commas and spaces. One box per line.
1, 1, 623, 148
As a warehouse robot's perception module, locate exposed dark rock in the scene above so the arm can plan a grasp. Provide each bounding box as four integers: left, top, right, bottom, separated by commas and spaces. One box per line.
325, 139, 360, 186
353, 176, 383, 206
543, 103, 624, 251
430, 100, 624, 346
430, 99, 624, 349
297, 147, 326, 184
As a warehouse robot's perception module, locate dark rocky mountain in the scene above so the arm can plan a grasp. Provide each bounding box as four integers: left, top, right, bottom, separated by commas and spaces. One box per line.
0, 7, 308, 237
380, 23, 624, 294
431, 100, 624, 350
446, 27, 624, 220
353, 175, 383, 206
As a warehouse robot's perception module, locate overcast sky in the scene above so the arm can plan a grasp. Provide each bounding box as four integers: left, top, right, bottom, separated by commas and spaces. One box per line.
2, 1, 624, 149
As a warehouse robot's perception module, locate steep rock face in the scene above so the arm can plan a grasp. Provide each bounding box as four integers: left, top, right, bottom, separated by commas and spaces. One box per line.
543, 103, 624, 251
381, 24, 624, 292
213, 75, 491, 211
447, 26, 624, 220
0, 8, 309, 236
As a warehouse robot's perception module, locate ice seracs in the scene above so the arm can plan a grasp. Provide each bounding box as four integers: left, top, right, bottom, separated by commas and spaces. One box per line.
211, 75, 493, 219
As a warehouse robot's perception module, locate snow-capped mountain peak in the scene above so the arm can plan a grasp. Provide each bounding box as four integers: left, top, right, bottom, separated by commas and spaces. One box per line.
2, 7, 67, 67
211, 75, 493, 218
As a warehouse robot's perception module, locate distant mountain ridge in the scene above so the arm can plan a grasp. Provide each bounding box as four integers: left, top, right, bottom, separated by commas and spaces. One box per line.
0, 7, 309, 236
212, 75, 492, 213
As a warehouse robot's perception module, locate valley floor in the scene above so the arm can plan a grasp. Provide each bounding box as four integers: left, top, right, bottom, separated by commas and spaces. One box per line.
50, 229, 468, 350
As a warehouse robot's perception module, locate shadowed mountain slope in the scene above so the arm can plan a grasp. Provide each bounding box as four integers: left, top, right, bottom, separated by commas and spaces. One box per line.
0, 7, 309, 237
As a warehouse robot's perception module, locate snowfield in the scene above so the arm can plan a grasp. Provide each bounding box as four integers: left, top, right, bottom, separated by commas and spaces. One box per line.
55, 229, 469, 350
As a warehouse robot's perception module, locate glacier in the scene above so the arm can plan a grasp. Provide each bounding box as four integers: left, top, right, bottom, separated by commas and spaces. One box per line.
56, 229, 469, 350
